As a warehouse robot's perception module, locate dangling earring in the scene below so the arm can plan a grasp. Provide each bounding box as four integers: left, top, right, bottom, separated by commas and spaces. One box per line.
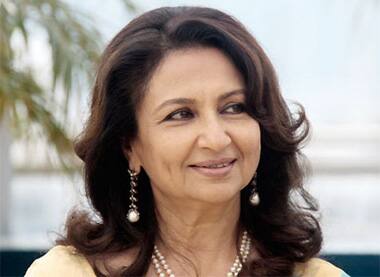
126, 168, 140, 223
249, 172, 260, 206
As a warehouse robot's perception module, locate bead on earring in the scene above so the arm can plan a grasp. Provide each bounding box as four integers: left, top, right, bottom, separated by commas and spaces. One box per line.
126, 168, 140, 223
249, 172, 260, 206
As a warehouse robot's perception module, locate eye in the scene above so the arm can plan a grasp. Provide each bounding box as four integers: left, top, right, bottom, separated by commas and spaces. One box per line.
165, 109, 194, 121
223, 103, 246, 114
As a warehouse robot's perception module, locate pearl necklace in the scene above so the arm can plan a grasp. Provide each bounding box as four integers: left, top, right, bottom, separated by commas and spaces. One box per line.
151, 231, 251, 277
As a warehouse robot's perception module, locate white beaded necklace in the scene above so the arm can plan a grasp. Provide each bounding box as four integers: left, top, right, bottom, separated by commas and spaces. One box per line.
151, 230, 251, 277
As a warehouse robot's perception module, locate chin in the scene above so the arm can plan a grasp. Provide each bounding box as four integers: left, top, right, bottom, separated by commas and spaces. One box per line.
187, 184, 242, 204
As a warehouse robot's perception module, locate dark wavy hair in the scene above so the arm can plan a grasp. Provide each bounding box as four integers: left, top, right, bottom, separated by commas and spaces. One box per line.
56, 6, 322, 276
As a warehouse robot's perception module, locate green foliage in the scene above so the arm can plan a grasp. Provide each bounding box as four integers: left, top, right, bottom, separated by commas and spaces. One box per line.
0, 0, 136, 170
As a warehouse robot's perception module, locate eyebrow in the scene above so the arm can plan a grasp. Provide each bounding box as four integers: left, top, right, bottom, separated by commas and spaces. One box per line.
154, 89, 245, 114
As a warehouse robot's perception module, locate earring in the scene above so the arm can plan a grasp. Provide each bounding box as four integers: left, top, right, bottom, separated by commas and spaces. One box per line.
126, 168, 140, 223
249, 172, 260, 206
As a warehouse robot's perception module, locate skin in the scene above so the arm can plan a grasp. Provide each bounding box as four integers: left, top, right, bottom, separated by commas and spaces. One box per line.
124, 47, 261, 276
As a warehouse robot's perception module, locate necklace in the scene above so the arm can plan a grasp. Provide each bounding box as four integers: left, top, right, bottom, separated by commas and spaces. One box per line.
151, 230, 251, 277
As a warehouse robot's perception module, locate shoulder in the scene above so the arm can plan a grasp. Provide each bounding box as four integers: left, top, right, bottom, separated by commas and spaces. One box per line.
25, 245, 96, 277
294, 257, 350, 277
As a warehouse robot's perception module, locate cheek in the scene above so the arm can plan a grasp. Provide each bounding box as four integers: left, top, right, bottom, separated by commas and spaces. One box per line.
235, 121, 261, 169
248, 122, 261, 160
142, 128, 189, 173
141, 131, 190, 196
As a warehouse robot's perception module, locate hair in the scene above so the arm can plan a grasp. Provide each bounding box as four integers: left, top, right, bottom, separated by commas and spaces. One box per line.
56, 6, 322, 276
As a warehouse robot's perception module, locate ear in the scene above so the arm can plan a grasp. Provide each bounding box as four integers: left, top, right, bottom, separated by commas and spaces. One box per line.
122, 139, 142, 174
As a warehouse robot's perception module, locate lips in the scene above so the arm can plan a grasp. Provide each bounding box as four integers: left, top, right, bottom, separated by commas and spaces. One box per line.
190, 158, 236, 168
189, 158, 236, 177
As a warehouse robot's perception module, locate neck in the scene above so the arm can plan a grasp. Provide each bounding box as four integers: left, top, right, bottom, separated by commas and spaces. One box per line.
153, 194, 242, 276
156, 195, 241, 249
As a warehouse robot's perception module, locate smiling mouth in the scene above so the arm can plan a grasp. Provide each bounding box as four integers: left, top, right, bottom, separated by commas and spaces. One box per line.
189, 159, 236, 177
190, 159, 236, 168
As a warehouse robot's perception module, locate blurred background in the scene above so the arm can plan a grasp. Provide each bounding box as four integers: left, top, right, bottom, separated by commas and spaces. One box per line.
0, 0, 379, 276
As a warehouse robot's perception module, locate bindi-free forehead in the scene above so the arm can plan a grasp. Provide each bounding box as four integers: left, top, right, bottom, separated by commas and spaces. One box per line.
143, 47, 245, 116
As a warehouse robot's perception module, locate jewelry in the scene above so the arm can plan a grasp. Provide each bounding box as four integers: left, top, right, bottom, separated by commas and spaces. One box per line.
151, 230, 251, 277
249, 173, 260, 206
126, 168, 139, 223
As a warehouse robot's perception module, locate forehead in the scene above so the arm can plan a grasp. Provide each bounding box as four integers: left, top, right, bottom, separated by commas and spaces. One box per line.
144, 47, 245, 107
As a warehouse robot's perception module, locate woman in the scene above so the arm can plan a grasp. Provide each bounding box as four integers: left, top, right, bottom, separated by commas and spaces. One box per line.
26, 6, 350, 277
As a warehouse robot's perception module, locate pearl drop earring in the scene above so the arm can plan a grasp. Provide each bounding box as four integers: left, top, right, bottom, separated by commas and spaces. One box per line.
126, 168, 140, 223
249, 172, 260, 206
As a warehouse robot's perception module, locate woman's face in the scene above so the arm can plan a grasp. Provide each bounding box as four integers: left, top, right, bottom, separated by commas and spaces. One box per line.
125, 47, 261, 205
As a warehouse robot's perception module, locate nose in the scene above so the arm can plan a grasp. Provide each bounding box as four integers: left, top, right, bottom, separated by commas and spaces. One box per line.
197, 115, 232, 151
